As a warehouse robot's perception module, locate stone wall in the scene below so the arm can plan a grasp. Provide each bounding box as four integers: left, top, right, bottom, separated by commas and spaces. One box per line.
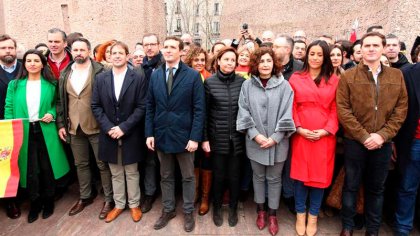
0, 0, 166, 52
220, 0, 420, 54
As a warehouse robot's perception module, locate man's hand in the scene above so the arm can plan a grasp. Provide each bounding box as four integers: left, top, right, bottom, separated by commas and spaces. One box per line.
58, 128, 67, 142
108, 126, 124, 139
202, 141, 211, 153
185, 140, 198, 152
254, 134, 269, 145
363, 133, 384, 150
146, 137, 155, 151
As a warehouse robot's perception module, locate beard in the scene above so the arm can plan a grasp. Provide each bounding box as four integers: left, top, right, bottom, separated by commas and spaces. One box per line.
0, 54, 16, 64
74, 56, 88, 64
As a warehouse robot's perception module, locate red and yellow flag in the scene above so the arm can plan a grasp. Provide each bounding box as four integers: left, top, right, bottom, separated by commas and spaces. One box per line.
0, 119, 23, 198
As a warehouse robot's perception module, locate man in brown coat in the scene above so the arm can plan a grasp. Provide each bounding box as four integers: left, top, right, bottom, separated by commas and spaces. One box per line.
336, 32, 408, 236
56, 38, 113, 220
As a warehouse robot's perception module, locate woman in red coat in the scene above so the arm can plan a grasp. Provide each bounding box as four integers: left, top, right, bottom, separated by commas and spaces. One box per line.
289, 40, 339, 236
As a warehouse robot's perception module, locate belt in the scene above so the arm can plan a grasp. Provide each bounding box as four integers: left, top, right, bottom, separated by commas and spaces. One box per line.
29, 121, 40, 126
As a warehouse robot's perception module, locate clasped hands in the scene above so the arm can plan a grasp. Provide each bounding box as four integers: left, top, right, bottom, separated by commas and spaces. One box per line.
297, 127, 329, 141
108, 126, 124, 139
254, 134, 277, 149
146, 137, 198, 153
363, 133, 384, 150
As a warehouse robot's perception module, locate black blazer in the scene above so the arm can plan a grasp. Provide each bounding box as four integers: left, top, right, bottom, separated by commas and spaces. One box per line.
395, 63, 420, 166
91, 68, 147, 165
0, 62, 22, 119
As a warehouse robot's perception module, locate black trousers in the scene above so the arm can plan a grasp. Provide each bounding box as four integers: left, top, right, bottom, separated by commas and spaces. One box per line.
212, 141, 242, 209
27, 122, 55, 201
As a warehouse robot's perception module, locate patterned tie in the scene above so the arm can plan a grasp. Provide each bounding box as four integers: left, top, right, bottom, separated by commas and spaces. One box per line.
167, 67, 174, 95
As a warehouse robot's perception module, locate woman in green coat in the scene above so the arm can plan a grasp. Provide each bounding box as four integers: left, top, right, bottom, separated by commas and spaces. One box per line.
4, 49, 69, 223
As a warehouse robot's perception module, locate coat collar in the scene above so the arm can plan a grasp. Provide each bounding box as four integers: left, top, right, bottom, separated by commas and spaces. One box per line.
251, 74, 285, 89
105, 67, 135, 103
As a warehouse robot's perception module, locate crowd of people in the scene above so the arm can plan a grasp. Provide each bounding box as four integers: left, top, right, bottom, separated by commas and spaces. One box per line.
0, 24, 420, 236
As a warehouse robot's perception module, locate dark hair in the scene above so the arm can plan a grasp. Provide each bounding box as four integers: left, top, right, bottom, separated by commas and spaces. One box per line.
142, 33, 160, 44
0, 34, 17, 48
400, 41, 406, 51
184, 47, 207, 68
330, 44, 344, 76
361, 32, 387, 47
135, 42, 142, 46
93, 44, 101, 60
47, 28, 67, 41
214, 46, 238, 72
299, 40, 334, 85
211, 41, 226, 53
110, 41, 130, 55
250, 47, 283, 77
72, 37, 91, 50
367, 25, 383, 33
164, 36, 184, 51
67, 32, 83, 48
338, 40, 353, 59
413, 45, 420, 63
294, 40, 306, 47
35, 43, 48, 49
19, 49, 56, 85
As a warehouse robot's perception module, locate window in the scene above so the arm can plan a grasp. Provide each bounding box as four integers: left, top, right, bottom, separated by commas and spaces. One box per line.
195, 5, 199, 16
213, 21, 220, 34
195, 23, 200, 34
176, 19, 182, 31
175, 0, 181, 14
214, 3, 219, 15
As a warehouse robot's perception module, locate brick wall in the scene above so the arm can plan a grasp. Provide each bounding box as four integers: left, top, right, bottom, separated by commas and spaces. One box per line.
1, 0, 166, 52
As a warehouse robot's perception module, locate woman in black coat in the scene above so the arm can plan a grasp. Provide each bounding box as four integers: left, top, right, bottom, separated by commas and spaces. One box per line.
202, 46, 245, 227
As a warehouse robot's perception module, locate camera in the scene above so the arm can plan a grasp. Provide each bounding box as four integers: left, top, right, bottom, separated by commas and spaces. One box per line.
242, 23, 248, 30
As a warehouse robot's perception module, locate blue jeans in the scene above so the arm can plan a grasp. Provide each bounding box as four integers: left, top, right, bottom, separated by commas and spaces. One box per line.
294, 181, 324, 215
341, 138, 391, 235
394, 139, 420, 235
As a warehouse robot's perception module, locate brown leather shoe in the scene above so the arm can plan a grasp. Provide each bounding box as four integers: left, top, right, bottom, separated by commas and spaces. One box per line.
130, 207, 142, 222
340, 229, 353, 236
105, 208, 124, 223
99, 202, 115, 220
68, 198, 94, 216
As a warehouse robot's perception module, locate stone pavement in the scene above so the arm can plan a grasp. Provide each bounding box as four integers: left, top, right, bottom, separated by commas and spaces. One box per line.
0, 183, 412, 236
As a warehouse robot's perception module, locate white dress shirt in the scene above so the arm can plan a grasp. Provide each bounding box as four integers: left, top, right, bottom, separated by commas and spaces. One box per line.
26, 80, 41, 122
113, 67, 128, 101
69, 63, 91, 95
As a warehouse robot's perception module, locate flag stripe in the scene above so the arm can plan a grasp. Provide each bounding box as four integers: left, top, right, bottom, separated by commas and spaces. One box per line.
0, 120, 14, 197
4, 120, 23, 197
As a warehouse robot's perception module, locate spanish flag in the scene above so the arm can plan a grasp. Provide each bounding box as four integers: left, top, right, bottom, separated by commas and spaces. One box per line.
0, 119, 23, 198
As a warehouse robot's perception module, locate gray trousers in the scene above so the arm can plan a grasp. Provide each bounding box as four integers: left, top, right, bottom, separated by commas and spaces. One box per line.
108, 148, 140, 209
70, 129, 113, 202
157, 150, 195, 213
250, 160, 285, 209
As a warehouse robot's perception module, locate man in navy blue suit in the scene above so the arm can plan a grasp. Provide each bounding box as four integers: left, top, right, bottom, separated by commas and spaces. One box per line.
145, 36, 205, 232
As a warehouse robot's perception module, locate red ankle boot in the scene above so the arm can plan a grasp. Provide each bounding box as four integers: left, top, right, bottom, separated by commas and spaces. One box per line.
256, 210, 267, 230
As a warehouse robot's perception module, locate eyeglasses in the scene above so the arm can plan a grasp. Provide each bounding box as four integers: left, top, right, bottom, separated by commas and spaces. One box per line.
143, 43, 158, 48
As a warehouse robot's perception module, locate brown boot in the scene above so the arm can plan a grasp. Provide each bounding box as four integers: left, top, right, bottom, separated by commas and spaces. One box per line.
194, 168, 200, 203
306, 214, 318, 236
295, 212, 306, 236
199, 170, 212, 215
